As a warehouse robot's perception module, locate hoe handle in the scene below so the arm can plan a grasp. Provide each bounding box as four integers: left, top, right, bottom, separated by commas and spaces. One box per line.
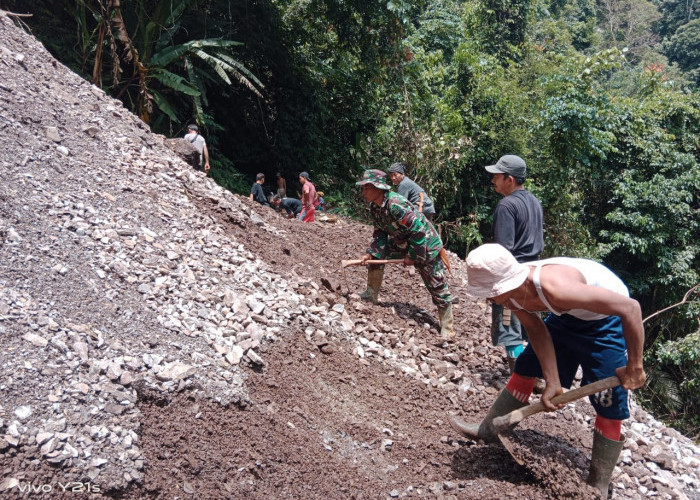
493, 376, 620, 430
341, 259, 405, 268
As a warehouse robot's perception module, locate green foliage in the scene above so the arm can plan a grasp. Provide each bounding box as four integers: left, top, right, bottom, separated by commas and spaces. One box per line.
261, 0, 421, 188
560, 0, 597, 50
642, 330, 700, 437
599, 77, 700, 305
603, 161, 699, 296
530, 49, 626, 256
656, 0, 700, 38
88, 0, 263, 125
474, 0, 533, 61
540, 50, 622, 169
596, 0, 661, 63
209, 154, 249, 194
665, 19, 700, 84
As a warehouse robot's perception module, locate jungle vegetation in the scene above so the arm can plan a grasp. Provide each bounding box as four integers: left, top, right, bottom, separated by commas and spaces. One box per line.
2, 0, 699, 439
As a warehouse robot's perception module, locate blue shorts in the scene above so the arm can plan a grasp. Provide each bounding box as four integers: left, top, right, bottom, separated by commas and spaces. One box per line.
514, 314, 630, 420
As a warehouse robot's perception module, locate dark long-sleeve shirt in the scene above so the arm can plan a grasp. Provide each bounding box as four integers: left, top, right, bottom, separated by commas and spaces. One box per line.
396, 177, 435, 214
281, 197, 302, 216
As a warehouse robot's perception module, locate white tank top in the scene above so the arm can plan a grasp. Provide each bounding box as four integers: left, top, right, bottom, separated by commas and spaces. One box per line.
509, 257, 629, 321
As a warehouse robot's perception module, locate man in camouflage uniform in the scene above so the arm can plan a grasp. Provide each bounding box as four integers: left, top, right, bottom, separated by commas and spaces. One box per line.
355, 169, 455, 339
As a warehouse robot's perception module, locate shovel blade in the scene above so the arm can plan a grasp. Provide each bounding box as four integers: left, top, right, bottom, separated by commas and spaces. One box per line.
498, 432, 525, 466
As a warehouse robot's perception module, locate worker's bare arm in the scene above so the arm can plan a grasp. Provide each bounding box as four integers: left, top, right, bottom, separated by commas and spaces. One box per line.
539, 266, 646, 390
512, 310, 564, 411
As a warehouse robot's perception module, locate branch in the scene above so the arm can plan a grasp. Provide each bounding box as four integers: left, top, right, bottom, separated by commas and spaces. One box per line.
0, 10, 33, 18
642, 283, 700, 324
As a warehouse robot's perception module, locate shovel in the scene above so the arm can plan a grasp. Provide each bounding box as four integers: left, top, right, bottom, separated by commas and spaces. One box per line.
341, 258, 404, 268
492, 375, 621, 465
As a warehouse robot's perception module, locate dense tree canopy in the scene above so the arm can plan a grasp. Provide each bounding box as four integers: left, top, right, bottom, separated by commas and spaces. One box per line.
656, 0, 700, 38
665, 18, 700, 84
2, 0, 699, 436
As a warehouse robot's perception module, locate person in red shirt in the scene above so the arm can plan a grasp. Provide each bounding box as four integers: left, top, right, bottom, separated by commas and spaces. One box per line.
298, 171, 316, 222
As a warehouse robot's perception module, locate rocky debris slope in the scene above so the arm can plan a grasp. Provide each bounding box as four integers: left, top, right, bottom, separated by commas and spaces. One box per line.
0, 12, 698, 499
0, 12, 308, 491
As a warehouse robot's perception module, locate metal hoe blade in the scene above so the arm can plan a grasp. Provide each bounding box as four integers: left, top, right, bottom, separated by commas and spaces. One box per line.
493, 376, 621, 464
498, 432, 525, 465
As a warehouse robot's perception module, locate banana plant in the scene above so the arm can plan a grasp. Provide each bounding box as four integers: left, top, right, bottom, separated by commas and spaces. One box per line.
88, 0, 263, 124
149, 38, 264, 124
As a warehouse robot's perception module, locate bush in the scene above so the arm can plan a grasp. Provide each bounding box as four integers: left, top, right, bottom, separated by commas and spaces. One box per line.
642, 329, 700, 439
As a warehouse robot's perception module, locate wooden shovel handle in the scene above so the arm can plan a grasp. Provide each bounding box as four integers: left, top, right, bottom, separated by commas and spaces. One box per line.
493, 376, 620, 430
341, 259, 405, 268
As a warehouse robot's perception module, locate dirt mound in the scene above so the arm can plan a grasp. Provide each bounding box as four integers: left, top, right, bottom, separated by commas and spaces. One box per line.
0, 11, 698, 500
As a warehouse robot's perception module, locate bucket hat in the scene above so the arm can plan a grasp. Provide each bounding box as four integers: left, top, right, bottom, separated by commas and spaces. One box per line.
355, 169, 391, 191
466, 244, 530, 298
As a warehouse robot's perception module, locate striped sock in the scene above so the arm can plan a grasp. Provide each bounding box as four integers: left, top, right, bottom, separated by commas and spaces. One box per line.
595, 414, 622, 440
505, 373, 536, 403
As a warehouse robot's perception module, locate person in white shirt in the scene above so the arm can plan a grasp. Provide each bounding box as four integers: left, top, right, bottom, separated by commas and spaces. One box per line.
184, 124, 210, 174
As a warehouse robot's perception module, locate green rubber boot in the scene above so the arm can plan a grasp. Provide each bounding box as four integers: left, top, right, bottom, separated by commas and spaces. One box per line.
438, 303, 455, 340
448, 390, 527, 442
359, 267, 384, 303
507, 356, 518, 374
587, 431, 625, 498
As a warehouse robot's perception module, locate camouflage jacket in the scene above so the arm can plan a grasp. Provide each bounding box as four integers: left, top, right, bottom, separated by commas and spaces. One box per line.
367, 191, 442, 265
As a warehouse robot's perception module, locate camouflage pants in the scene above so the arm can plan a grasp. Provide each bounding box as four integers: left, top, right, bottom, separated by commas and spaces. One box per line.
371, 242, 452, 307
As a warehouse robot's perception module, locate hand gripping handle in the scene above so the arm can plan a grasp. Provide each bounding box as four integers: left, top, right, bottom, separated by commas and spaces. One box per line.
492, 376, 621, 431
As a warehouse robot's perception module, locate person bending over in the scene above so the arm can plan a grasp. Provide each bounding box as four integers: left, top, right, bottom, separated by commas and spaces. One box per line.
450, 243, 646, 497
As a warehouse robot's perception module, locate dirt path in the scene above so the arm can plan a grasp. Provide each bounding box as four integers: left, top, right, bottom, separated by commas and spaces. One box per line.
130, 323, 591, 499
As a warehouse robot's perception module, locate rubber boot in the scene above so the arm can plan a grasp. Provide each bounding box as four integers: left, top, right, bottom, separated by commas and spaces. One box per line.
438, 303, 455, 340
507, 356, 517, 374
359, 267, 384, 303
448, 390, 527, 443
587, 431, 625, 498
505, 344, 523, 375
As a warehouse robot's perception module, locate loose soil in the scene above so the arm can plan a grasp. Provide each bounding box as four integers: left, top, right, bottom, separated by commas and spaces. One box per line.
115, 205, 603, 500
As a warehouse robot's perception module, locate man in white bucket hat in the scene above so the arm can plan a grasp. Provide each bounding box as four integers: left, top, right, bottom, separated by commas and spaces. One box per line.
450, 243, 646, 497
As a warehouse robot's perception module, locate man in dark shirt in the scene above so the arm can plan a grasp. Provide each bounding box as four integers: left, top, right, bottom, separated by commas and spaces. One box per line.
388, 162, 436, 221
486, 155, 544, 373
249, 173, 269, 206
269, 194, 302, 218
